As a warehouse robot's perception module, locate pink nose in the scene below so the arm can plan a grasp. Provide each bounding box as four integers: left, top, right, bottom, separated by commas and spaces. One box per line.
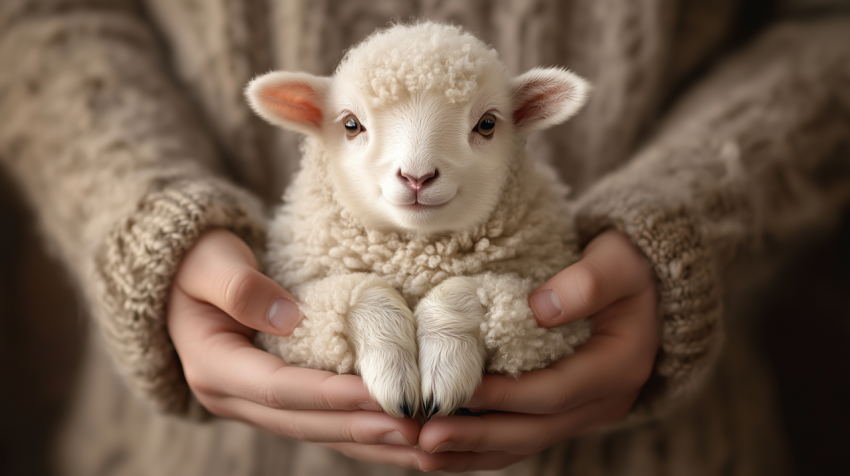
399, 169, 438, 191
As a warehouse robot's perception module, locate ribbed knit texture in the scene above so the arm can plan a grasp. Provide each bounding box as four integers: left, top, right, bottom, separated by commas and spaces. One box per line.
576, 17, 850, 420
95, 180, 265, 414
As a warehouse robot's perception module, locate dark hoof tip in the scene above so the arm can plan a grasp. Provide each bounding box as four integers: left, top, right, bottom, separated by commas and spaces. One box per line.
400, 401, 415, 419
423, 398, 440, 420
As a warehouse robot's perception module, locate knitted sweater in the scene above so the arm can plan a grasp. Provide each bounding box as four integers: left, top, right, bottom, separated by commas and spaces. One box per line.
1, 0, 849, 475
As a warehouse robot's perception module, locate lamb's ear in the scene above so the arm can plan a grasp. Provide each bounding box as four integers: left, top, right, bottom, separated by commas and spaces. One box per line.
245, 71, 332, 136
510, 68, 590, 131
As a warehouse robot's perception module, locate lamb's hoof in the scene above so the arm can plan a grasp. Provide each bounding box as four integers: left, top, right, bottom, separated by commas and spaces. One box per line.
415, 277, 487, 418
419, 335, 484, 418
422, 398, 441, 421
400, 401, 416, 419
358, 348, 421, 419
349, 285, 421, 419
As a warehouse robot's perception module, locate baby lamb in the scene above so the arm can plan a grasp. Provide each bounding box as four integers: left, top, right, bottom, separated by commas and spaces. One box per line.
246, 22, 591, 419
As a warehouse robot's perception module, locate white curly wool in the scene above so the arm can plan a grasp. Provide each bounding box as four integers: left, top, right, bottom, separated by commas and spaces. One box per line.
335, 22, 503, 106
259, 138, 590, 375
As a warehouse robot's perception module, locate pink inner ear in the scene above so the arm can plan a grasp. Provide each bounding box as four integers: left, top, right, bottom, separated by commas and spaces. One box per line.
258, 83, 323, 127
513, 80, 576, 126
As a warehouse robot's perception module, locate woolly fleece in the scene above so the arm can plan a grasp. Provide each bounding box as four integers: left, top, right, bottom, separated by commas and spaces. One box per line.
258, 132, 590, 376
335, 22, 505, 106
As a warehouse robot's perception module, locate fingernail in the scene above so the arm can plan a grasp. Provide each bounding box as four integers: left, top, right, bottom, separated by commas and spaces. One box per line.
529, 289, 562, 320
381, 430, 412, 446
432, 441, 453, 453
355, 401, 382, 412
267, 298, 300, 334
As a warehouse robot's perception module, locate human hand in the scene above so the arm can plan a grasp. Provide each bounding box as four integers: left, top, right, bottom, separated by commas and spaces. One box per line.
167, 229, 420, 448
324, 230, 659, 471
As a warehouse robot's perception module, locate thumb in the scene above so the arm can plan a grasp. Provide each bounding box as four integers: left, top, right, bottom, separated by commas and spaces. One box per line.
528, 231, 652, 328
174, 229, 301, 336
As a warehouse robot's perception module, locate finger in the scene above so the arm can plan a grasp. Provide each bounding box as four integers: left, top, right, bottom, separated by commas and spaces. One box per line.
529, 230, 653, 327
322, 443, 526, 473
419, 395, 637, 454
168, 287, 378, 412
465, 288, 658, 414
175, 229, 301, 336
223, 398, 421, 447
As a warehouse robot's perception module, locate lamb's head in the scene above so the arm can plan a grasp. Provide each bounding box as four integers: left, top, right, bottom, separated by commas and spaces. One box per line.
247, 22, 588, 234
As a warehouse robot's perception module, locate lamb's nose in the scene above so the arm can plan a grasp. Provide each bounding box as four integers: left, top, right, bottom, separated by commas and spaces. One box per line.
399, 169, 438, 191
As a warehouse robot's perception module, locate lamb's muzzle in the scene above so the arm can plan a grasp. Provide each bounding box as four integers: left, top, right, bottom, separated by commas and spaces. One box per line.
399, 169, 437, 192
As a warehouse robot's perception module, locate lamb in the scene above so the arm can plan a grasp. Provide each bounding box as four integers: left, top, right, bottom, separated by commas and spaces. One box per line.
246, 22, 591, 419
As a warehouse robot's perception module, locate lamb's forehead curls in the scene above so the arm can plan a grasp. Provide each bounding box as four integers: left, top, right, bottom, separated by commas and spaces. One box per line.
335, 22, 505, 106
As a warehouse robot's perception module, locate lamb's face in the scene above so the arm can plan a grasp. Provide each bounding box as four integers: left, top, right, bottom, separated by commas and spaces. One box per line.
320, 76, 515, 234
246, 23, 589, 235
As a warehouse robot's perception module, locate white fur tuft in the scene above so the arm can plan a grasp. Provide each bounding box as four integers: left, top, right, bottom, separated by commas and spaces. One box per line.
336, 22, 504, 106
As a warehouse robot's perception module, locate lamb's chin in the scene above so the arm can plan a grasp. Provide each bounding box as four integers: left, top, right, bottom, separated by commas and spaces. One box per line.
399, 201, 450, 212
386, 201, 488, 235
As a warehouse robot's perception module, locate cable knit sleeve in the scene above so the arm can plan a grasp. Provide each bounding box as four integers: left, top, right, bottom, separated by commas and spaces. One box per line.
0, 3, 266, 415
575, 17, 850, 419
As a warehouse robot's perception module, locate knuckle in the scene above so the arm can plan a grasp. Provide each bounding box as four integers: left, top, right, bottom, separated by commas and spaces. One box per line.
337, 417, 361, 444
196, 394, 230, 418
571, 264, 604, 314
316, 375, 337, 410
274, 413, 304, 440
183, 364, 213, 396
471, 419, 490, 451
197, 395, 221, 415
550, 384, 577, 412
218, 267, 259, 320
255, 374, 290, 410
488, 381, 510, 411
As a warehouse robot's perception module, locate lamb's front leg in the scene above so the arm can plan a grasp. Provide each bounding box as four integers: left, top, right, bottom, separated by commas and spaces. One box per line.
415, 278, 487, 419
256, 274, 420, 418
415, 273, 591, 418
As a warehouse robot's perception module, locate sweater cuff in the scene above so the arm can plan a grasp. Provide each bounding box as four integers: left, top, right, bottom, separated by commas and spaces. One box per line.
575, 183, 724, 420
92, 178, 266, 416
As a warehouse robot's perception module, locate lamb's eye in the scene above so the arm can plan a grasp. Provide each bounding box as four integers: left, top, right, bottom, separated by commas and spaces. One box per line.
343, 114, 362, 137
476, 113, 496, 137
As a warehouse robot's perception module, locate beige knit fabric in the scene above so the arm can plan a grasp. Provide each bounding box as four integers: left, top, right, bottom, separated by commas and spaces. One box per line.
576, 18, 850, 419
0, 2, 267, 414
1, 0, 849, 474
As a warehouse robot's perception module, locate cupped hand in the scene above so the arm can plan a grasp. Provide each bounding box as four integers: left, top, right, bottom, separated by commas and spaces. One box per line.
167, 229, 420, 451
324, 231, 660, 472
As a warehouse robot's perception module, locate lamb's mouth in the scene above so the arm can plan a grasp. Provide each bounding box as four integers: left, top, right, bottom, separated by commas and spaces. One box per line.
382, 189, 457, 210
401, 200, 451, 211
